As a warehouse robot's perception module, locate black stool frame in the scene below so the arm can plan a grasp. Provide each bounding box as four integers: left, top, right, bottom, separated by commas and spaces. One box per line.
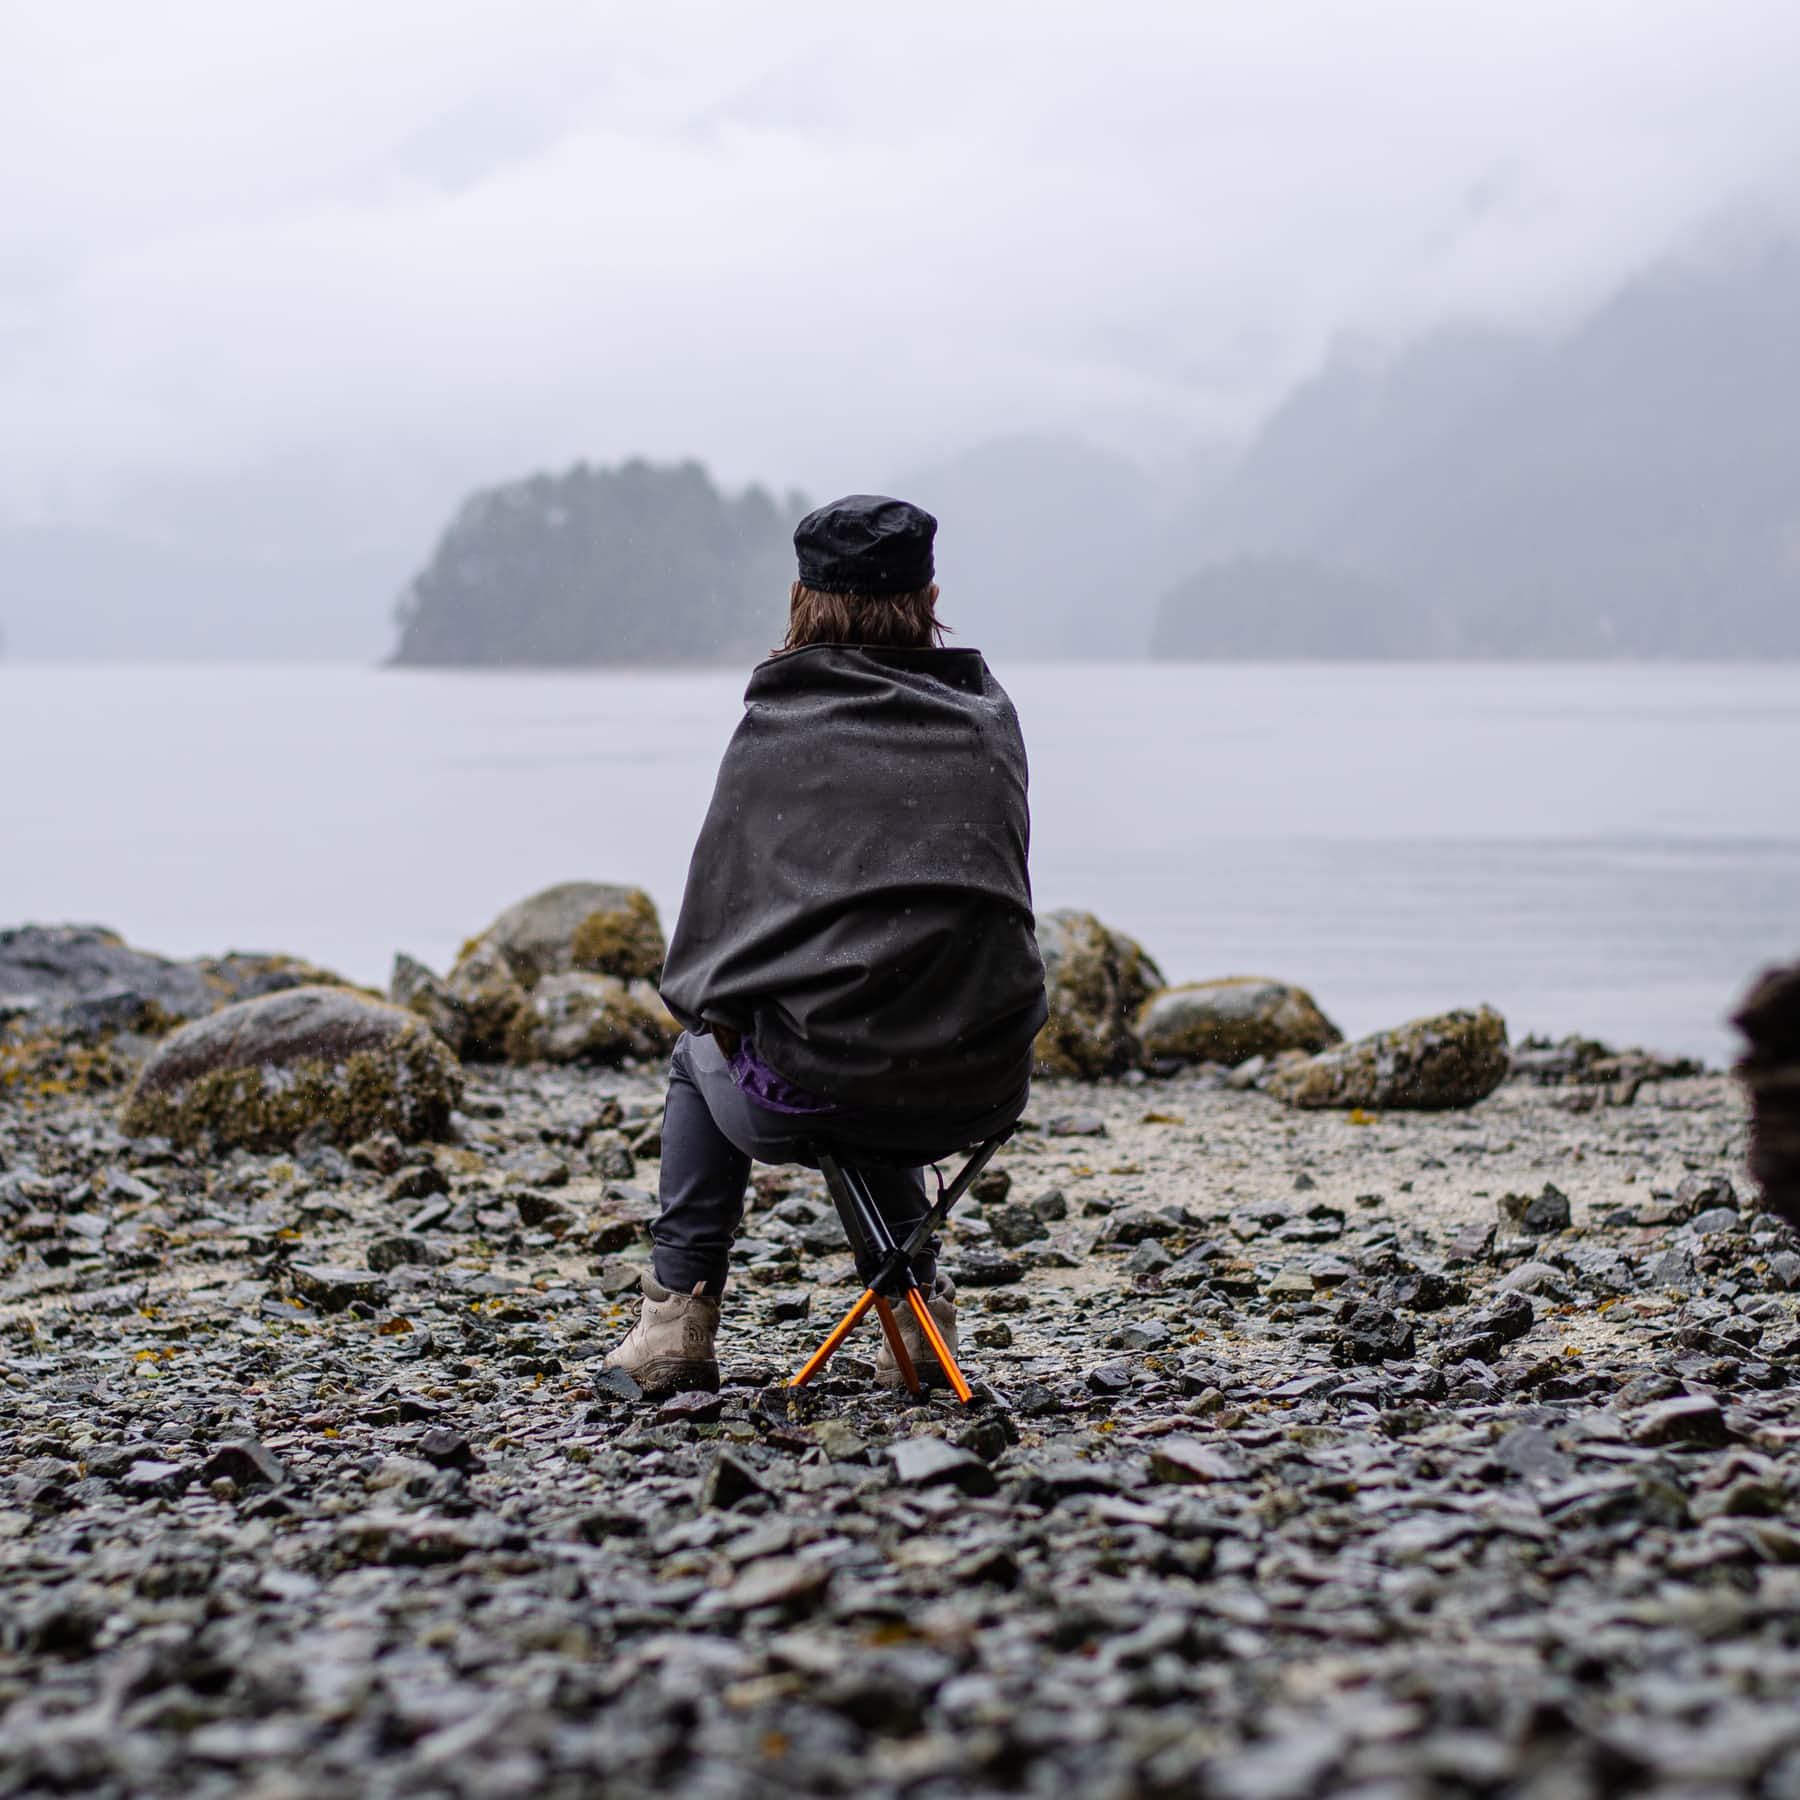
787, 1133, 1009, 1404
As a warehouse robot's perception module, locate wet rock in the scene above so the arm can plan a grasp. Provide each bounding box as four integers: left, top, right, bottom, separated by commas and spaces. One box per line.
1497, 1183, 1572, 1234
1631, 1395, 1730, 1447
462, 881, 666, 991
366, 1234, 440, 1272
388, 951, 468, 1054
0, 923, 216, 1034
969, 1167, 1012, 1203
700, 1450, 765, 1510
290, 1263, 389, 1312
1266, 1005, 1510, 1111
710, 1556, 829, 1615
442, 938, 527, 1061
1046, 1109, 1108, 1137
1445, 1221, 1497, 1265
1085, 1360, 1133, 1396
120, 1459, 193, 1499
1334, 1300, 1416, 1364
1149, 1436, 1245, 1483
121, 987, 462, 1149
197, 1441, 289, 1490
946, 1246, 1025, 1287
1136, 977, 1341, 1067
1124, 1241, 1173, 1277
196, 951, 358, 1006
1497, 1261, 1568, 1298
1440, 1291, 1534, 1362
986, 1203, 1049, 1248
417, 1426, 477, 1469
504, 972, 679, 1066
1032, 909, 1163, 1078
887, 1437, 998, 1495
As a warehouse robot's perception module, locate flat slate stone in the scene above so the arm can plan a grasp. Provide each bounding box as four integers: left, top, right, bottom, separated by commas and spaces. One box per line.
887, 1437, 997, 1495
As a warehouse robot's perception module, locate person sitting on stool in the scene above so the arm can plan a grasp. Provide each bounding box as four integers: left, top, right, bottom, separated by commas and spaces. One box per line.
604, 494, 1047, 1396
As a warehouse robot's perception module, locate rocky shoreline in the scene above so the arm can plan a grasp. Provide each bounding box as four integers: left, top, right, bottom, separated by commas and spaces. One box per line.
4, 908, 1799, 1798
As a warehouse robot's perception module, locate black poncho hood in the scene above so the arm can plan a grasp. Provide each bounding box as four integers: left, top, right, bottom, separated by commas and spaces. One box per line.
659, 644, 1047, 1114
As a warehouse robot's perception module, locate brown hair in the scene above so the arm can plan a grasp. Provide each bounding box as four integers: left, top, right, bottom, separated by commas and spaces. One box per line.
778, 582, 947, 654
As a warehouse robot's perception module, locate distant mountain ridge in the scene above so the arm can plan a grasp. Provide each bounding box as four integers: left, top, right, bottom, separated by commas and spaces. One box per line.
1157, 244, 1800, 658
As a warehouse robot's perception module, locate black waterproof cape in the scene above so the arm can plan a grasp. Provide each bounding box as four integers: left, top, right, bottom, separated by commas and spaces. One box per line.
659, 644, 1048, 1115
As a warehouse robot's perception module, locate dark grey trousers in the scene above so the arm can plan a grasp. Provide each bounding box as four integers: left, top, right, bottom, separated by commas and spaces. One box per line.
650, 1031, 1026, 1296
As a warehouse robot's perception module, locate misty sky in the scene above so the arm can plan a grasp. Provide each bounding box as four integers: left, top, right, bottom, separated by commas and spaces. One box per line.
6, 0, 1800, 526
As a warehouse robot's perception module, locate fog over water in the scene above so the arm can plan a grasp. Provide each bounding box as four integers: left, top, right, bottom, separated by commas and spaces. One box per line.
5, 5, 1800, 659
3, 662, 1793, 1064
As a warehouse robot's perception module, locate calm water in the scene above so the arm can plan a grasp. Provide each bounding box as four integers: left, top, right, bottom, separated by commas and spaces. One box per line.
2, 662, 1795, 1064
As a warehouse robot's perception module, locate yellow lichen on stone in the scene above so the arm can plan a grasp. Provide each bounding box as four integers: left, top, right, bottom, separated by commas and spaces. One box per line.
569, 891, 665, 981
119, 986, 463, 1149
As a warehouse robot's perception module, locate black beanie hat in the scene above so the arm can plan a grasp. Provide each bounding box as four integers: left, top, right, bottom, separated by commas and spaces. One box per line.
793, 494, 937, 596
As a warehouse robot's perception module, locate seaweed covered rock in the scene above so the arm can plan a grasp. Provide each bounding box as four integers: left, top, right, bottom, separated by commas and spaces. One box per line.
1033, 910, 1163, 1079
0, 924, 216, 1037
469, 882, 666, 986
420, 882, 670, 1062
443, 940, 529, 1062
1735, 962, 1800, 1227
504, 973, 680, 1066
1266, 1005, 1510, 1111
121, 986, 462, 1149
1137, 977, 1340, 1067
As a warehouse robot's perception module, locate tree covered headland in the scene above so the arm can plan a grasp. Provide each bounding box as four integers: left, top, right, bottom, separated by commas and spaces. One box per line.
389, 459, 804, 666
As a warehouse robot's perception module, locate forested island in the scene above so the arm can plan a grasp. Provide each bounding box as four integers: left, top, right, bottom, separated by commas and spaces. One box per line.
388, 460, 803, 667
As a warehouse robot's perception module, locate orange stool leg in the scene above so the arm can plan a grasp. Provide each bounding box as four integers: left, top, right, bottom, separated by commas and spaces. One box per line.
905, 1284, 974, 1404
790, 1288, 877, 1389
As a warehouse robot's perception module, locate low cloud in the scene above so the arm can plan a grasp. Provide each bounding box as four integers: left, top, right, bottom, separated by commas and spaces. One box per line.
4, 0, 1799, 520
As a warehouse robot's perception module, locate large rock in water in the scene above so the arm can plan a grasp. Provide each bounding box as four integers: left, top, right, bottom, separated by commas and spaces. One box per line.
1735, 963, 1800, 1227
1266, 1005, 1510, 1111
1033, 911, 1163, 1079
122, 987, 462, 1149
504, 973, 680, 1065
1137, 978, 1341, 1067
0, 925, 217, 1035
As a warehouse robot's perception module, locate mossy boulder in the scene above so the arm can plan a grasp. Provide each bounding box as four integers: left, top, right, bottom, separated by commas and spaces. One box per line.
504, 973, 680, 1065
1033, 910, 1164, 1079
1265, 1005, 1510, 1111
1137, 978, 1341, 1067
468, 881, 666, 987
121, 986, 462, 1150
444, 940, 529, 1062
390, 952, 471, 1056
432, 881, 668, 1061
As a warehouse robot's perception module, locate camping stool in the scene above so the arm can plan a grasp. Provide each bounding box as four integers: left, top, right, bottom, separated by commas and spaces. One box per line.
788, 1133, 1009, 1406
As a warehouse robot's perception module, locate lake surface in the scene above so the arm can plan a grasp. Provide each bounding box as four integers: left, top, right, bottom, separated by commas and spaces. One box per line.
3, 662, 1796, 1064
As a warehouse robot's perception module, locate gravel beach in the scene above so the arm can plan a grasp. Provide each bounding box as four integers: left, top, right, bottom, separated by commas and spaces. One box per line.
5, 1049, 1798, 1798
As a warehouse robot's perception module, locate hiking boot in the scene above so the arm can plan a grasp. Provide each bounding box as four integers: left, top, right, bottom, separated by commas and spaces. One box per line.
603, 1273, 720, 1396
875, 1274, 959, 1389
